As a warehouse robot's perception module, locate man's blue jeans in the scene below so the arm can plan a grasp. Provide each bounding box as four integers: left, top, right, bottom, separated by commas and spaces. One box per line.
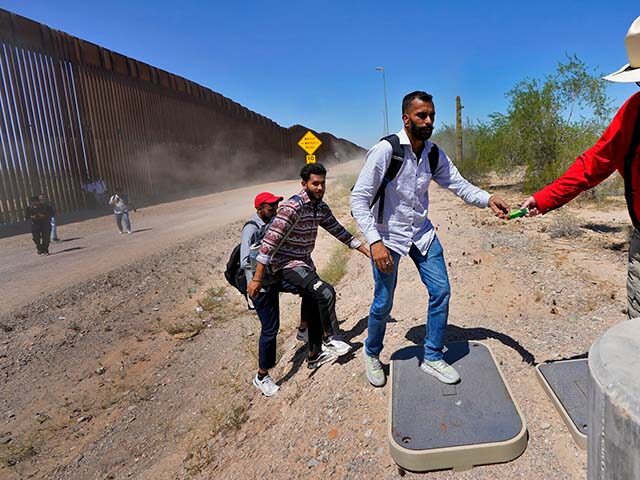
364, 237, 451, 361
115, 212, 131, 233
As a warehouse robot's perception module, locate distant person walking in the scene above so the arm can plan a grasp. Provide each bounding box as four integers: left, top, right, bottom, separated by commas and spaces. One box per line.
109, 187, 135, 234
351, 91, 509, 387
521, 16, 640, 319
38, 193, 60, 242
25, 195, 54, 256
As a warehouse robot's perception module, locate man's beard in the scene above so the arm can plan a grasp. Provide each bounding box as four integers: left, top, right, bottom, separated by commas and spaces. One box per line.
409, 121, 433, 140
306, 188, 324, 201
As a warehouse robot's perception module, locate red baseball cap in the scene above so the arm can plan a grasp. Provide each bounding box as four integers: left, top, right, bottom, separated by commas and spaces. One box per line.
254, 192, 283, 209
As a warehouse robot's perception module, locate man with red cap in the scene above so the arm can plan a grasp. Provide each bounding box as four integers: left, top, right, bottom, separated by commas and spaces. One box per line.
240, 191, 287, 396
521, 16, 640, 318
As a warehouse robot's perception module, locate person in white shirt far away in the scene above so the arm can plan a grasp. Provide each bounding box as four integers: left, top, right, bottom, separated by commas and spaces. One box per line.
109, 187, 135, 234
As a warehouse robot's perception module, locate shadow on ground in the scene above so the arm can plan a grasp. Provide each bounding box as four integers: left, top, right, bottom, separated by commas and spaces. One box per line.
51, 247, 85, 255
278, 314, 387, 385
405, 324, 536, 365
58, 237, 82, 243
581, 223, 624, 234
538, 351, 588, 363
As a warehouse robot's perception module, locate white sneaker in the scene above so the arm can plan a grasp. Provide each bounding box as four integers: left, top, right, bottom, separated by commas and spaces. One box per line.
307, 350, 337, 369
322, 336, 352, 356
296, 328, 308, 342
363, 351, 386, 387
252, 374, 280, 396
126, 231, 133, 235
420, 359, 460, 384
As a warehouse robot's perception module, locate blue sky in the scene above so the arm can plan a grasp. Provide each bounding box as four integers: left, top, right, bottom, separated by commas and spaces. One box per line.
1, 0, 638, 148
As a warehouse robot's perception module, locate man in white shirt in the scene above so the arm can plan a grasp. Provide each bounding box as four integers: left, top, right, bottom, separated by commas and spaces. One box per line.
350, 91, 509, 387
109, 187, 134, 234
94, 178, 107, 206
83, 177, 96, 209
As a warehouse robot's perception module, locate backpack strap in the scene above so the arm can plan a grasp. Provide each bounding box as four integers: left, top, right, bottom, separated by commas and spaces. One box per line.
268, 194, 305, 258
290, 194, 304, 206
371, 134, 405, 223
243, 220, 260, 230
624, 108, 640, 227
240, 220, 261, 264
428, 143, 440, 176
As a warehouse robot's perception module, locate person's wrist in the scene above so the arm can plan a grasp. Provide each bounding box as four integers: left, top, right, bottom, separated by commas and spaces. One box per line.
252, 278, 263, 283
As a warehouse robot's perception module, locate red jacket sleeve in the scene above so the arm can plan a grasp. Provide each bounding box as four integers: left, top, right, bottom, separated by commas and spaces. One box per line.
533, 92, 640, 214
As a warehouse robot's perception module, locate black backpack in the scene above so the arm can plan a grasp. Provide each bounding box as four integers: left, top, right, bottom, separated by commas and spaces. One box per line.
369, 134, 439, 223
224, 220, 263, 295
223, 194, 304, 296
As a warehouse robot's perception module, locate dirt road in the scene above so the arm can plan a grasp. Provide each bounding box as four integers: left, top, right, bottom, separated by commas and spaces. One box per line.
0, 178, 306, 317
0, 160, 632, 479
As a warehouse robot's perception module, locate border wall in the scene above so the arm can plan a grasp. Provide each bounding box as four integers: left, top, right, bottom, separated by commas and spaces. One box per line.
0, 9, 363, 226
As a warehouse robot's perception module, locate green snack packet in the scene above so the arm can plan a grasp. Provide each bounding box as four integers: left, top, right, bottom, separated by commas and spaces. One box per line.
507, 208, 528, 220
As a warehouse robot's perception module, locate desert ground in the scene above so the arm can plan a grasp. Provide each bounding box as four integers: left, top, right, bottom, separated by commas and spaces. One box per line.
0, 160, 630, 479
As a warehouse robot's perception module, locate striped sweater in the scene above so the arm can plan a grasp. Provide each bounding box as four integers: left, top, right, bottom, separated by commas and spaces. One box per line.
256, 189, 362, 272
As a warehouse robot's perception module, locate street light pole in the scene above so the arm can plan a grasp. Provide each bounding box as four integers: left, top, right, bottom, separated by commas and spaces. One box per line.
376, 66, 389, 135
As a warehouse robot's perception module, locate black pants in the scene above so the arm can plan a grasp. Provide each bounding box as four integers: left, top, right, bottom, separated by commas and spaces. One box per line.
253, 280, 324, 369
281, 267, 338, 354
31, 220, 51, 254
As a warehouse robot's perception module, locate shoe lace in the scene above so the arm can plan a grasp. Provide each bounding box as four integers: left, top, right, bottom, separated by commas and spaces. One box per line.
428, 360, 451, 372
368, 356, 382, 371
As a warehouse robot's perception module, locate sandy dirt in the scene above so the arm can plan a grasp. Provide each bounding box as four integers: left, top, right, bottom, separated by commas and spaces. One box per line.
0, 179, 306, 317
0, 159, 631, 479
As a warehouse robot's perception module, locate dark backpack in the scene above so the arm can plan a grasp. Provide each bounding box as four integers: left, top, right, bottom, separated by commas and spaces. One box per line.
224, 220, 261, 295
223, 194, 304, 296
369, 134, 439, 223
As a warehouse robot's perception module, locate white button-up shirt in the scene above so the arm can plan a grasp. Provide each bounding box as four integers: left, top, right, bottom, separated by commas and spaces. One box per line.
350, 128, 491, 256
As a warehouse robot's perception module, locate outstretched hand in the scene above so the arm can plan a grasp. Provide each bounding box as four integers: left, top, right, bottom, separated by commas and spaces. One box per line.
520, 196, 540, 216
488, 195, 510, 219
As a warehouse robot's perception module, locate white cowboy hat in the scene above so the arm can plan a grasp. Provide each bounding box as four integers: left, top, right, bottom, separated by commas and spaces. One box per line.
604, 16, 640, 83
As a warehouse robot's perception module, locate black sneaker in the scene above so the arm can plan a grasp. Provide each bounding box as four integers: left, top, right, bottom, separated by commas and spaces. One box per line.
307, 350, 337, 369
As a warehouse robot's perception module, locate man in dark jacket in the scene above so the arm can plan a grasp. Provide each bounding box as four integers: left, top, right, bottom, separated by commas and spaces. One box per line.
25, 195, 54, 256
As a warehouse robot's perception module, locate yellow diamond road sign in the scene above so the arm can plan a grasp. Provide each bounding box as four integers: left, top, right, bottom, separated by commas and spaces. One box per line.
298, 131, 322, 155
